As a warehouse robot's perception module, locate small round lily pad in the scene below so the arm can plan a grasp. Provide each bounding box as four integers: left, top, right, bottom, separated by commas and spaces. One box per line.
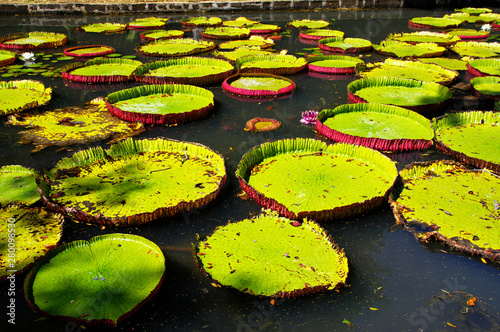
245, 117, 281, 132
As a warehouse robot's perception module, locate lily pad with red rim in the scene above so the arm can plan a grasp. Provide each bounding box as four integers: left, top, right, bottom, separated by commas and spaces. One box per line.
0, 50, 16, 66
245, 117, 281, 132
389, 160, 500, 262
217, 35, 274, 50
222, 17, 260, 28
408, 17, 462, 29
0, 32, 67, 50
445, 28, 490, 40
201, 27, 251, 40
181, 16, 222, 27
215, 46, 274, 63
373, 40, 446, 58
299, 29, 344, 41
62, 58, 142, 84
470, 76, 500, 98
63, 45, 115, 58
126, 17, 167, 30
222, 73, 295, 98
467, 58, 500, 77
236, 138, 398, 221
137, 38, 216, 57
236, 54, 307, 75
433, 111, 500, 172
140, 29, 184, 41
248, 23, 281, 34
450, 41, 500, 58
0, 80, 52, 116
307, 55, 364, 75
193, 210, 348, 298
316, 103, 434, 151
386, 31, 460, 46
78, 23, 127, 34
39, 137, 226, 226
106, 84, 214, 125
287, 19, 329, 29
318, 37, 372, 53
347, 77, 452, 115
24, 233, 165, 325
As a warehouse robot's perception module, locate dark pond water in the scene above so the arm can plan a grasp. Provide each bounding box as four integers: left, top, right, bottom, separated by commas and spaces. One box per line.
0, 7, 499, 332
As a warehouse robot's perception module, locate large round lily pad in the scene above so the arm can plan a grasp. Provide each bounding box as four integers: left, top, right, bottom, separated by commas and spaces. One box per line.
450, 41, 500, 58
408, 17, 462, 29
222, 73, 295, 97
316, 103, 434, 151
287, 19, 329, 29
0, 165, 40, 206
307, 55, 365, 75
390, 160, 499, 262
218, 35, 274, 50
63, 45, 115, 58
299, 29, 344, 41
373, 40, 446, 58
106, 84, 214, 125
348, 77, 452, 115
39, 137, 226, 226
0, 80, 52, 116
0, 32, 67, 50
359, 58, 458, 85
1, 205, 63, 281
127, 17, 167, 30
470, 76, 500, 98
0, 50, 16, 66
318, 37, 372, 53
133, 57, 234, 85
78, 23, 126, 34
236, 138, 398, 221
467, 58, 500, 77
62, 58, 142, 83
137, 38, 216, 57
433, 111, 500, 172
140, 29, 184, 41
194, 211, 348, 298
24, 233, 165, 325
215, 46, 274, 63
201, 27, 251, 40
236, 54, 307, 75
386, 31, 460, 46
445, 28, 489, 40
181, 16, 222, 27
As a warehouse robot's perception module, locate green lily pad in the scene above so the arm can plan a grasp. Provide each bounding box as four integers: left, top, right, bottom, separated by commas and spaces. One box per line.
477, 13, 500, 23
222, 17, 260, 28
373, 40, 446, 58
299, 29, 344, 41
470, 76, 500, 97
222, 73, 295, 97
62, 58, 142, 83
318, 37, 372, 53
0, 80, 52, 116
0, 165, 40, 206
236, 54, 307, 75
7, 98, 145, 153
418, 57, 468, 71
445, 28, 490, 40
140, 29, 184, 40
390, 160, 499, 262
0, 50, 16, 66
316, 103, 434, 151
24, 233, 165, 325
386, 31, 460, 46
287, 19, 330, 29
181, 16, 222, 27
218, 35, 274, 50
39, 137, 226, 226
248, 23, 281, 34
63, 45, 115, 58
194, 210, 348, 298
137, 38, 216, 57
215, 46, 274, 63
455, 7, 492, 14
359, 58, 458, 85
106, 84, 214, 125
236, 138, 398, 221
1, 205, 63, 281
133, 57, 234, 85
450, 41, 500, 58
467, 58, 500, 77
79, 22, 127, 34
127, 17, 167, 30
348, 77, 452, 114
433, 111, 500, 172
409, 17, 462, 29
0, 32, 67, 50
201, 27, 251, 40
307, 55, 365, 75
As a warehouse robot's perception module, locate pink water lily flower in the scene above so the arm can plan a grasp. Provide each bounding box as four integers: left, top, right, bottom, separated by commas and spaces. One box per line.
300, 110, 319, 124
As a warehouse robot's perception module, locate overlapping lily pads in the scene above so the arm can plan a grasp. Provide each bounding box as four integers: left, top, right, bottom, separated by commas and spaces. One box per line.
140, 29, 184, 41
418, 57, 468, 71
0, 165, 40, 206
390, 160, 499, 262
248, 23, 281, 34
445, 28, 490, 40
0, 80, 52, 116
201, 27, 251, 40
222, 17, 260, 28
181, 16, 222, 27
7, 98, 145, 152
307, 55, 365, 75
215, 46, 274, 63
318, 37, 372, 53
222, 73, 295, 98
0, 50, 15, 66
299, 29, 344, 41
0, 32, 67, 50
218, 35, 274, 50
127, 17, 167, 30
287, 19, 329, 29
455, 7, 492, 14
63, 45, 115, 58
408, 17, 461, 29
470, 76, 500, 98
62, 58, 142, 83
236, 138, 398, 221
133, 57, 234, 85
106, 84, 214, 125
137, 38, 216, 57
450, 41, 500, 58
315, 103, 434, 151
359, 58, 458, 85
39, 137, 227, 226
433, 111, 500, 172
373, 40, 446, 58
467, 58, 500, 77
1, 205, 63, 281
236, 54, 307, 75
348, 77, 452, 114
386, 31, 460, 46
24, 233, 165, 325
193, 211, 348, 298
78, 23, 127, 34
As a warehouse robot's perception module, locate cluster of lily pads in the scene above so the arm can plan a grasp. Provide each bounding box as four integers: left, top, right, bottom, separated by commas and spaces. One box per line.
0, 7, 499, 327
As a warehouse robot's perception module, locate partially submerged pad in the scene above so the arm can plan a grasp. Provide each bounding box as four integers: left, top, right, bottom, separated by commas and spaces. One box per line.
193, 211, 348, 298
0, 205, 63, 281
137, 38, 216, 57
24, 233, 165, 325
106, 84, 214, 125
222, 73, 295, 97
316, 103, 434, 151
62, 58, 142, 83
0, 165, 40, 206
236, 138, 398, 221
0, 80, 52, 116
390, 160, 499, 262
39, 137, 226, 226
433, 111, 500, 172
7, 98, 145, 153
0, 31, 67, 50
236, 54, 307, 75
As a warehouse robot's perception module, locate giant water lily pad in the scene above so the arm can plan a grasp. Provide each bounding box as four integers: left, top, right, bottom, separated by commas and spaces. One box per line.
0, 80, 52, 116
137, 38, 216, 57
348, 77, 452, 114
106, 84, 214, 125
248, 23, 281, 34
0, 32, 67, 50
287, 19, 329, 29
1, 205, 63, 281
63, 45, 115, 58
194, 211, 348, 298
222, 73, 295, 97
78, 23, 127, 34
218, 35, 274, 49
7, 98, 145, 152
470, 76, 500, 97
222, 17, 260, 28
359, 58, 458, 85
236, 138, 398, 221
386, 31, 460, 46
373, 40, 446, 58
25, 233, 165, 325
236, 54, 307, 75
127, 17, 167, 30
181, 16, 222, 27
467, 58, 500, 77
418, 57, 468, 71
445, 28, 489, 40
39, 138, 226, 226
433, 111, 500, 172
307, 55, 364, 75
299, 29, 344, 41
390, 160, 499, 262
201, 27, 251, 40
0, 50, 15, 66
0, 165, 39, 206
140, 29, 184, 41
450, 41, 500, 58
316, 103, 434, 151
215, 46, 273, 62
455, 7, 492, 14
318, 37, 372, 53
133, 57, 233, 85
408, 17, 462, 29
62, 58, 142, 83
